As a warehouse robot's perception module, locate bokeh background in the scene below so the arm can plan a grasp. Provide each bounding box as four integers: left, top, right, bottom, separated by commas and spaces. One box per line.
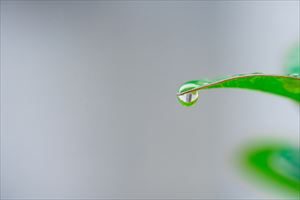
1, 1, 299, 199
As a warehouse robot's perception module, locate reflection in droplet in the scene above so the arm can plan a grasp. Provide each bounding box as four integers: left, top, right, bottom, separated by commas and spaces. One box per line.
177, 92, 199, 107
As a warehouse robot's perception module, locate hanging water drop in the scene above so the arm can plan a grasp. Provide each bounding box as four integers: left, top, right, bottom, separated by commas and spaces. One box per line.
177, 82, 199, 107
177, 92, 199, 107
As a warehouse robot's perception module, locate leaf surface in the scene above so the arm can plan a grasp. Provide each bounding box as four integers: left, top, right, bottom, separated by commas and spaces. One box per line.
177, 74, 300, 103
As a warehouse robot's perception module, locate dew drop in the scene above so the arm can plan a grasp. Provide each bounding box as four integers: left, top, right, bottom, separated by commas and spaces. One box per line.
177, 82, 199, 107
177, 92, 199, 107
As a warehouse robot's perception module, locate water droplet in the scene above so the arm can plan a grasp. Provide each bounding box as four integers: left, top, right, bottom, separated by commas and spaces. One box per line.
177, 82, 199, 107
288, 73, 300, 78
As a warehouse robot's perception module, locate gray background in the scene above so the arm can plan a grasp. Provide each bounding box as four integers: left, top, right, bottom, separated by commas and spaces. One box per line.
1, 1, 299, 199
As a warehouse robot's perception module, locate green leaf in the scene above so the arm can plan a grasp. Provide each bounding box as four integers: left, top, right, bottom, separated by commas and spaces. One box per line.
238, 142, 300, 195
177, 73, 300, 106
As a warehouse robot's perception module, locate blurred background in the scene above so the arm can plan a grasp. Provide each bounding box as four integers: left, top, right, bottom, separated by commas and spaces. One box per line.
1, 1, 299, 199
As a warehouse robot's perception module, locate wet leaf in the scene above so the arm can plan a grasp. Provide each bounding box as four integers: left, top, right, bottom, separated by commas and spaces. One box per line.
177, 74, 300, 105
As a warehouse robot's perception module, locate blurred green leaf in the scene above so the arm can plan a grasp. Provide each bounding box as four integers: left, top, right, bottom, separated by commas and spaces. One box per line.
238, 142, 300, 195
